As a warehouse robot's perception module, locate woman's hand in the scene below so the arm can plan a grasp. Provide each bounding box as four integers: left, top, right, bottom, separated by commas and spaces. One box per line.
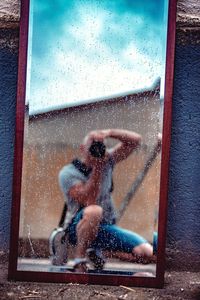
85, 129, 110, 144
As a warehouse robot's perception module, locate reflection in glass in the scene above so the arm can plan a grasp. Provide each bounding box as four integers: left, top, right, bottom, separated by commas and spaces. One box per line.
17, 0, 168, 277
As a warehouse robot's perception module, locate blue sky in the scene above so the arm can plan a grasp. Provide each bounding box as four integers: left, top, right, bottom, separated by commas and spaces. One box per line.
27, 0, 169, 114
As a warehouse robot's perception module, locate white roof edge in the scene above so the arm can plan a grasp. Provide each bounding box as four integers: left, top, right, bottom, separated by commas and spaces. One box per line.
29, 77, 161, 116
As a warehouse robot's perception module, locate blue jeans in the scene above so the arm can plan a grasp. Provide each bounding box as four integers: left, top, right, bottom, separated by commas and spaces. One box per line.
68, 209, 156, 253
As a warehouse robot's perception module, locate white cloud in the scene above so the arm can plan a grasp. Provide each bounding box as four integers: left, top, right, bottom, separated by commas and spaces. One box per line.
28, 2, 165, 114
30, 46, 158, 114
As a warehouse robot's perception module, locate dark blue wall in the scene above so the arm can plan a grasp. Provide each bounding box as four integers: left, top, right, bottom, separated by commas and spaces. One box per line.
0, 47, 18, 249
167, 43, 200, 255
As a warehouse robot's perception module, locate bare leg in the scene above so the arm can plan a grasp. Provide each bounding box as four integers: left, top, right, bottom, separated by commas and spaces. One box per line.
103, 249, 156, 264
103, 243, 156, 264
75, 205, 103, 260
103, 243, 155, 277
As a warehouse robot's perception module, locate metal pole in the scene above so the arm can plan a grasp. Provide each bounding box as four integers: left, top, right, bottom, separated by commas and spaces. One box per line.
116, 142, 161, 222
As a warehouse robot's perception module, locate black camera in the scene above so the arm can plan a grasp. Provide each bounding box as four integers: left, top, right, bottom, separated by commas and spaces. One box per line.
89, 140, 106, 158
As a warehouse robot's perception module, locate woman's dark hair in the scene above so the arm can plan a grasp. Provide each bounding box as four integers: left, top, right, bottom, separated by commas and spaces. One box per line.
89, 140, 106, 158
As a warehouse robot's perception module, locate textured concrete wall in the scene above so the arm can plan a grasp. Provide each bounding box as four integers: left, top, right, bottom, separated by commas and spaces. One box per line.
0, 48, 18, 249
0, 1, 19, 21
166, 0, 200, 270
0, 0, 200, 270
0, 2, 19, 249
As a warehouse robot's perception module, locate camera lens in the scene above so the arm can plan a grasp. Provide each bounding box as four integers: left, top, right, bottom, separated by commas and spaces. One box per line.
89, 141, 106, 158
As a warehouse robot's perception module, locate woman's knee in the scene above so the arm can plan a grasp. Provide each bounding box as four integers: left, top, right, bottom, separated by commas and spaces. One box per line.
132, 242, 153, 257
83, 205, 103, 222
